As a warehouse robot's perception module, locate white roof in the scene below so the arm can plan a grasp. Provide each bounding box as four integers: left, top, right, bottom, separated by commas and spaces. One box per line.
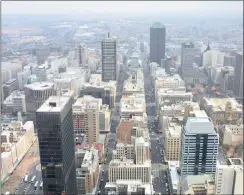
185, 117, 217, 134
37, 96, 70, 113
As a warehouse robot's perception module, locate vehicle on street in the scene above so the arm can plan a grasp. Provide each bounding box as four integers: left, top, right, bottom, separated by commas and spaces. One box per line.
24, 175, 28, 182
31, 175, 36, 184
34, 181, 39, 190
5, 192, 10, 195
39, 181, 43, 189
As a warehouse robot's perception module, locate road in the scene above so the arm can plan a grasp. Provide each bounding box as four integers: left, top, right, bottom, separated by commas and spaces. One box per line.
96, 65, 126, 195
142, 56, 171, 195
15, 163, 43, 195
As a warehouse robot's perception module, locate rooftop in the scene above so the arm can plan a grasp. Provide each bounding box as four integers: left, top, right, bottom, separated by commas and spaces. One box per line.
37, 96, 70, 113
185, 117, 217, 134
151, 22, 165, 28
24, 82, 54, 90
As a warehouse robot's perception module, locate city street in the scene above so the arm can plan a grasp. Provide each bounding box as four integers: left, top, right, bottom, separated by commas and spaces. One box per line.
143, 56, 171, 195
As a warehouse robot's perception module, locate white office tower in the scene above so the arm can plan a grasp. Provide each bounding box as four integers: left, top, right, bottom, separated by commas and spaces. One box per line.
215, 158, 243, 195
135, 137, 150, 165
180, 117, 219, 176
102, 33, 117, 81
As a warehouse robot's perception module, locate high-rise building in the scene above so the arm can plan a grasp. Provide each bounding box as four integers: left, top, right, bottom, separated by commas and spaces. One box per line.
180, 117, 219, 176
180, 42, 195, 77
75, 43, 88, 66
150, 22, 166, 65
102, 33, 117, 81
36, 96, 77, 195
72, 96, 100, 146
24, 82, 55, 124
233, 52, 243, 98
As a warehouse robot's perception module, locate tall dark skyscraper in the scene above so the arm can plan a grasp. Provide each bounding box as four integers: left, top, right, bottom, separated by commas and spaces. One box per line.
150, 22, 166, 65
233, 52, 243, 98
36, 96, 77, 195
102, 33, 117, 82
180, 42, 195, 77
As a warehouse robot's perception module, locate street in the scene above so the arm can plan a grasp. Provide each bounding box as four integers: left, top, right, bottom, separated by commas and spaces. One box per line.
142, 56, 170, 195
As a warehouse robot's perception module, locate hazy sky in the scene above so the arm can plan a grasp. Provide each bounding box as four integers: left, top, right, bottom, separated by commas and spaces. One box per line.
2, 1, 243, 16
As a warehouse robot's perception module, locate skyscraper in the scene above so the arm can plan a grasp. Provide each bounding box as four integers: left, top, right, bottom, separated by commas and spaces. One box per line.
102, 33, 117, 82
233, 52, 243, 98
150, 22, 166, 65
180, 42, 195, 77
36, 96, 77, 195
180, 117, 219, 176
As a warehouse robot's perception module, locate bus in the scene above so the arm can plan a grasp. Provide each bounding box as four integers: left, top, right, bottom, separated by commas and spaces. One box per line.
31, 175, 36, 184
24, 175, 28, 182
34, 181, 39, 190
39, 181, 43, 189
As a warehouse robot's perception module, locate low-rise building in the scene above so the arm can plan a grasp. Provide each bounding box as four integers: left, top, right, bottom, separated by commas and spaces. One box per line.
105, 180, 154, 195
181, 174, 215, 195
202, 98, 243, 125
120, 94, 146, 119
1, 121, 35, 182
221, 124, 243, 146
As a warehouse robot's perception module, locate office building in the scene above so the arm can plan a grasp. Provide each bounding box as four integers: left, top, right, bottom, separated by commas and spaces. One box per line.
215, 158, 243, 195
150, 22, 166, 65
180, 42, 195, 77
80, 74, 116, 108
76, 148, 99, 195
72, 96, 101, 146
17, 66, 31, 90
109, 158, 151, 183
202, 50, 224, 71
233, 52, 243, 98
219, 66, 235, 93
161, 56, 172, 74
112, 143, 134, 160
36, 45, 50, 65
75, 43, 88, 66
36, 96, 77, 195
224, 54, 236, 67
2, 91, 26, 114
36, 65, 47, 82
1, 60, 22, 83
164, 117, 182, 161
135, 137, 150, 165
102, 33, 117, 81
24, 82, 55, 123
3, 79, 18, 100
180, 117, 219, 176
